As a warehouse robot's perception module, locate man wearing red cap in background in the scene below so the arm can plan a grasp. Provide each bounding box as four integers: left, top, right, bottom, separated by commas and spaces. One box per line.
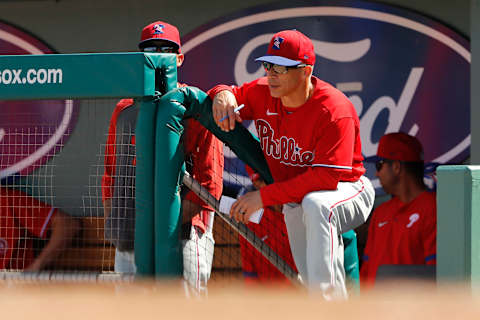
102, 21, 223, 292
209, 29, 375, 299
360, 132, 436, 286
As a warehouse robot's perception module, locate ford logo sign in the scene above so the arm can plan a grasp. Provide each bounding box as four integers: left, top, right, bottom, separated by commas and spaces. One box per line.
0, 21, 78, 179
180, 1, 470, 192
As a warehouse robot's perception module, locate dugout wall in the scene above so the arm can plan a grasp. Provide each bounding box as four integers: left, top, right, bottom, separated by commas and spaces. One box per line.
436, 165, 480, 289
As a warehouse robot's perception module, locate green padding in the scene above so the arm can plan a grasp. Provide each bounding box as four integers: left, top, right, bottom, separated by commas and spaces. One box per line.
134, 54, 178, 277
161, 86, 274, 184
0, 52, 177, 100
134, 97, 158, 276
342, 230, 360, 294
437, 165, 480, 286
153, 97, 186, 276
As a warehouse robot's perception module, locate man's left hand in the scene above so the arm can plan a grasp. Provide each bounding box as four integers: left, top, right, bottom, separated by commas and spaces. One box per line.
230, 190, 263, 224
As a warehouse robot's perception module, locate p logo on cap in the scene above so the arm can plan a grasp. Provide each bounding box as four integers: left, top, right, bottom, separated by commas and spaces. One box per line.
153, 24, 164, 35
273, 36, 284, 50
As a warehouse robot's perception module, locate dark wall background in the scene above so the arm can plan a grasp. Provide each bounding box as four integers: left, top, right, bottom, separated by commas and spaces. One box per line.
0, 0, 470, 53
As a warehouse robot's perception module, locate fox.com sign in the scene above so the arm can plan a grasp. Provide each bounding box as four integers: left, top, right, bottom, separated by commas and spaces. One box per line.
0, 21, 78, 180
179, 0, 470, 193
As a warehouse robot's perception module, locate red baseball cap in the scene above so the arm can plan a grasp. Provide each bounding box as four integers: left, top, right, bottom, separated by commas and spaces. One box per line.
255, 30, 315, 66
375, 132, 424, 162
138, 21, 181, 53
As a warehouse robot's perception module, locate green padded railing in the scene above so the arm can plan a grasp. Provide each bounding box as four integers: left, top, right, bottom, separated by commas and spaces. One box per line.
437, 165, 480, 290
0, 52, 177, 100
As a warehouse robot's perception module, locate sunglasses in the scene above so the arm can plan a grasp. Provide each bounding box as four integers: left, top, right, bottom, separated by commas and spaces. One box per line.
142, 46, 178, 53
262, 62, 308, 74
375, 159, 395, 171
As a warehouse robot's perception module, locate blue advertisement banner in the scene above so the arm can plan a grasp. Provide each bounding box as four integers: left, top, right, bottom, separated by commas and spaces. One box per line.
179, 0, 470, 193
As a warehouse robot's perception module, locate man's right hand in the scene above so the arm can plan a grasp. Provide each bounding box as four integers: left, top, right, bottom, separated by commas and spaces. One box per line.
212, 90, 242, 132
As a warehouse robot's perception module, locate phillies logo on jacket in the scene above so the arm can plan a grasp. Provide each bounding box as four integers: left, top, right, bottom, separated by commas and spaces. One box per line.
256, 119, 314, 166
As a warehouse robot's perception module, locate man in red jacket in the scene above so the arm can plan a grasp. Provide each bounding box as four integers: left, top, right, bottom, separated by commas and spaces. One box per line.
209, 29, 375, 299
0, 186, 79, 271
360, 133, 436, 286
101, 21, 223, 292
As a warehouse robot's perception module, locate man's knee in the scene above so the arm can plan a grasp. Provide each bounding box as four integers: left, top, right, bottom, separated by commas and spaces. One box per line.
301, 193, 331, 222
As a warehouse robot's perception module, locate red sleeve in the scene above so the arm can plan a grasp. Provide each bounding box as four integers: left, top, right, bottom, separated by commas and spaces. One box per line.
423, 196, 437, 265
259, 117, 355, 206
207, 84, 232, 100
207, 79, 264, 121
101, 99, 134, 202
2, 188, 56, 239
183, 119, 224, 210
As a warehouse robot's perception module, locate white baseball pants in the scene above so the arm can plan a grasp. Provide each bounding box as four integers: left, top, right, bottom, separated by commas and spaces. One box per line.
114, 212, 215, 293
182, 211, 215, 293
283, 176, 375, 300
114, 249, 137, 274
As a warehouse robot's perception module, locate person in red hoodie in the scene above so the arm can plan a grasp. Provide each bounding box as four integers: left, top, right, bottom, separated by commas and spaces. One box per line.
101, 21, 223, 292
0, 186, 79, 271
360, 133, 437, 286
